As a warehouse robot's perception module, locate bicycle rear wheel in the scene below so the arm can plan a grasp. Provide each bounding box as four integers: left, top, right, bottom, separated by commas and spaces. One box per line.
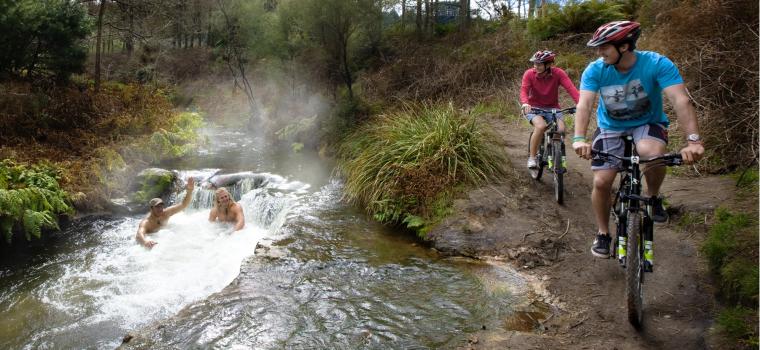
552, 140, 564, 204
626, 211, 644, 329
528, 131, 545, 180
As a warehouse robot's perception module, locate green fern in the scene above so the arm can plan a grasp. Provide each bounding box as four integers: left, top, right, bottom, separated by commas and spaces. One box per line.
0, 160, 73, 243
22, 209, 58, 240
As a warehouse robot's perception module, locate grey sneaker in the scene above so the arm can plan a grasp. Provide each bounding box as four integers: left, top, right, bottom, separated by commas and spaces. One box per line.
527, 157, 538, 169
651, 196, 668, 223
591, 234, 612, 258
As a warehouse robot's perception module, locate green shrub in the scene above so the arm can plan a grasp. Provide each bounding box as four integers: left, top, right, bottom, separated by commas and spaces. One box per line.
702, 208, 751, 272
527, 0, 624, 40
337, 103, 508, 234
0, 160, 73, 242
702, 207, 759, 347
131, 111, 205, 163
716, 306, 758, 348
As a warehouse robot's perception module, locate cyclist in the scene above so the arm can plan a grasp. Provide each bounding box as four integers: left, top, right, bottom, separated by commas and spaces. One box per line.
520, 50, 580, 169
571, 21, 705, 258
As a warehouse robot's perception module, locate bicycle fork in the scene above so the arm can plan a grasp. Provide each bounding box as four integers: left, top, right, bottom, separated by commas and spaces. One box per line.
614, 195, 655, 272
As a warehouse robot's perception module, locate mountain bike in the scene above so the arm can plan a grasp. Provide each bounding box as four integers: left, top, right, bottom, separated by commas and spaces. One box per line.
527, 107, 576, 204
592, 136, 682, 328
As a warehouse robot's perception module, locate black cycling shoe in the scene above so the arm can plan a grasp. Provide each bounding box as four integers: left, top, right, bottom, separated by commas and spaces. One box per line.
590, 234, 612, 258
651, 196, 668, 223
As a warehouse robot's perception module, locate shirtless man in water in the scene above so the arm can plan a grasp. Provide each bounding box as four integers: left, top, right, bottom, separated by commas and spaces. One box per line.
208, 187, 245, 232
135, 177, 195, 248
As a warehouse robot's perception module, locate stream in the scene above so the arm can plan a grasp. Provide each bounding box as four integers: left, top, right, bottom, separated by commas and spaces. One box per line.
0, 127, 541, 349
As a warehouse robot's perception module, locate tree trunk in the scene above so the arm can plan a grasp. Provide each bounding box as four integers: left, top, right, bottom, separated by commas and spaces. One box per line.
424, 0, 429, 34
401, 0, 405, 29
518, 0, 522, 18
458, 0, 469, 32
433, 0, 438, 27
416, 0, 422, 36
341, 36, 353, 100
95, 0, 107, 92
126, 9, 134, 58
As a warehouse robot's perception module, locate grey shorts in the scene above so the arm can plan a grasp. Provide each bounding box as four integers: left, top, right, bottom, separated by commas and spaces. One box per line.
591, 123, 669, 171
525, 110, 564, 125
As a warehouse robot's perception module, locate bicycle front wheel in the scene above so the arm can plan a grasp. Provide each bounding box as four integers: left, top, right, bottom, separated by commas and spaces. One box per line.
552, 140, 564, 204
529, 131, 545, 180
626, 211, 644, 329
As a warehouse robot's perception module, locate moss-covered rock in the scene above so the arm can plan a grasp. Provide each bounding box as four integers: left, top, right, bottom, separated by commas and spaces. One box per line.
130, 168, 176, 206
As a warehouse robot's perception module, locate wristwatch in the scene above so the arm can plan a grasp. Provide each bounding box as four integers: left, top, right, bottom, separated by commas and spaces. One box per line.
686, 134, 701, 143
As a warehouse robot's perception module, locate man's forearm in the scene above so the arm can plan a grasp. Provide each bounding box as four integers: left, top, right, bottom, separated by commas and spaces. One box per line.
675, 97, 699, 136
574, 107, 591, 139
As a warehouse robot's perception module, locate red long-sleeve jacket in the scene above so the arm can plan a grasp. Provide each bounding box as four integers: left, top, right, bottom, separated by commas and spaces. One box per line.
520, 67, 580, 108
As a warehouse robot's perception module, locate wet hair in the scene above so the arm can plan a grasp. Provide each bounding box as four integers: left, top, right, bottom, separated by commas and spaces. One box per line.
214, 187, 235, 206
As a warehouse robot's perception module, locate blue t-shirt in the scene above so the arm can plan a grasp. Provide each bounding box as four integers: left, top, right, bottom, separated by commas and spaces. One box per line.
580, 51, 683, 131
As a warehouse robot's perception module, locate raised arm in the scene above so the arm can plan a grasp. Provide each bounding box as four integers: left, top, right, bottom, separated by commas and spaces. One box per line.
164, 177, 195, 216
663, 83, 704, 164
135, 220, 157, 248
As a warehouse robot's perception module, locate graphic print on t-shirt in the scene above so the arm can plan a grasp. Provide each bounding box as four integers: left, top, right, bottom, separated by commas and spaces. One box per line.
600, 79, 652, 121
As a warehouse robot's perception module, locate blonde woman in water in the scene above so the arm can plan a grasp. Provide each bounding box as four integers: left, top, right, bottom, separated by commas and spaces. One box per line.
208, 187, 245, 232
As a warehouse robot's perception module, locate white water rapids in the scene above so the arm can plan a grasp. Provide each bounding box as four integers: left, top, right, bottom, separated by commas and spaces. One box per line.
8, 170, 307, 349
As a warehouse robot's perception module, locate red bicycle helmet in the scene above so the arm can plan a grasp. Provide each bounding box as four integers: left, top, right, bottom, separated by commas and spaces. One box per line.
587, 21, 641, 47
529, 50, 556, 63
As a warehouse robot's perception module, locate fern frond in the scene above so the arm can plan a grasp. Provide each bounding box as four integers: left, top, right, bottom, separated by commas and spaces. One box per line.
22, 210, 58, 240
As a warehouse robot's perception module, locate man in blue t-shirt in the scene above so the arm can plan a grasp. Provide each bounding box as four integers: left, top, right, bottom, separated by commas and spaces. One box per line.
571, 21, 705, 259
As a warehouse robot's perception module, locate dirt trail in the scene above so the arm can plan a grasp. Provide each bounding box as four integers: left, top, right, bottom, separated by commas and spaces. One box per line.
428, 116, 735, 349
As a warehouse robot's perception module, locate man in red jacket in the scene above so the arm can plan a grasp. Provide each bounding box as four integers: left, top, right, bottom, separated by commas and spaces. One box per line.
520, 50, 580, 169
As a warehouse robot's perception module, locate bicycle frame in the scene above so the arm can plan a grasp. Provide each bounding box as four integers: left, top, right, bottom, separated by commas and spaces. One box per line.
527, 107, 576, 204
530, 107, 575, 170
601, 137, 683, 254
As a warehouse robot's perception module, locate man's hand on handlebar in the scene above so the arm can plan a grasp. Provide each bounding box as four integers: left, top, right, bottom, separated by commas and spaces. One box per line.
680, 142, 705, 164
573, 141, 592, 160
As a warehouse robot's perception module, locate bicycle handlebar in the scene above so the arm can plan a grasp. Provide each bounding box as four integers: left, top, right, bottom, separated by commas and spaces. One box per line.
530, 107, 577, 114
591, 150, 683, 166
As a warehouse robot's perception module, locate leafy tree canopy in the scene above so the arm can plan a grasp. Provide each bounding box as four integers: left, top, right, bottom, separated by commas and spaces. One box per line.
0, 0, 91, 82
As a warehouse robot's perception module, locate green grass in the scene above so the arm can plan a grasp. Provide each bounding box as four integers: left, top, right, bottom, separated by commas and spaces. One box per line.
702, 207, 759, 347
337, 103, 508, 236
716, 306, 759, 349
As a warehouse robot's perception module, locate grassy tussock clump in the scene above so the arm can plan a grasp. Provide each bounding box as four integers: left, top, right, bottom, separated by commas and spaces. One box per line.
337, 104, 508, 234
701, 207, 759, 348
